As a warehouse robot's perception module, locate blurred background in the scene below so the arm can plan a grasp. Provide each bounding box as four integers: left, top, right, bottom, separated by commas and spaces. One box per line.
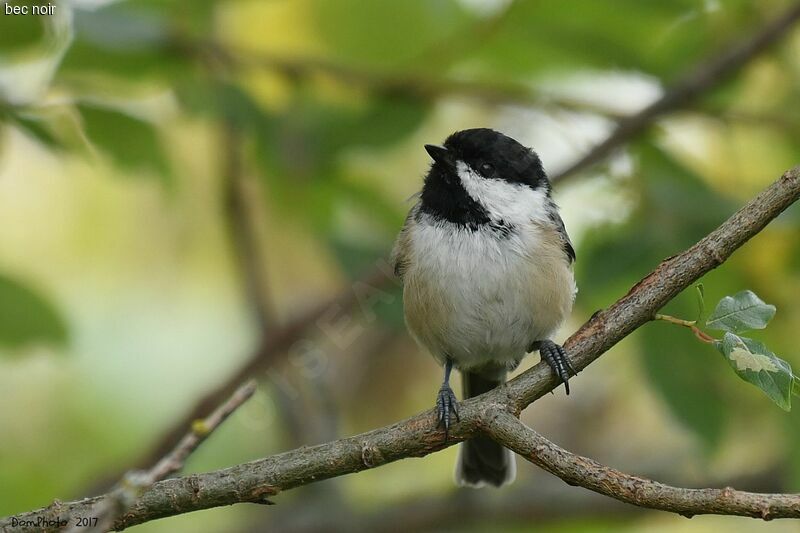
1, 0, 800, 531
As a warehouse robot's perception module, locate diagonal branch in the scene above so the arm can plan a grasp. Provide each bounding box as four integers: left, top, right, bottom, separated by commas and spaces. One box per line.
93, 3, 800, 496
484, 409, 800, 519
70, 380, 256, 533
3, 167, 798, 532
506, 166, 800, 410
550, 1, 800, 182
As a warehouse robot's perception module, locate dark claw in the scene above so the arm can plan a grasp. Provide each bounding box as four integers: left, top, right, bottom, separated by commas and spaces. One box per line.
565, 356, 577, 377
538, 340, 576, 394
436, 384, 460, 439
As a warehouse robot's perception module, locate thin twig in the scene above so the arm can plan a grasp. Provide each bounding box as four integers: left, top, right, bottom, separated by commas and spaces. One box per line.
144, 380, 258, 483
655, 313, 716, 343
3, 167, 797, 532
68, 380, 257, 533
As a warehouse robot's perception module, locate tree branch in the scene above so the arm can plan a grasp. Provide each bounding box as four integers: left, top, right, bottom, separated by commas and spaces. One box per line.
89, 3, 800, 497
82, 264, 393, 491
256, 464, 789, 532
139, 380, 258, 487
550, 1, 800, 182
64, 381, 256, 533
506, 167, 800, 409
222, 121, 277, 329
3, 166, 798, 532
485, 409, 800, 519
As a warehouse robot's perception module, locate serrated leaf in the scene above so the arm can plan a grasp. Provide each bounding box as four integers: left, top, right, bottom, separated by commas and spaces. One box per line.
0, 273, 68, 351
716, 332, 793, 411
706, 290, 776, 333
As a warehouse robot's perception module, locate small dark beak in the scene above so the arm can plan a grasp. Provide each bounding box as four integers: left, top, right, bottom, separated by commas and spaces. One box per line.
424, 144, 453, 167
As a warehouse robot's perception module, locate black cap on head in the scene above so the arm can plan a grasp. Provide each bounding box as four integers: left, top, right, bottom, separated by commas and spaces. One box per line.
419, 128, 550, 228
442, 128, 548, 191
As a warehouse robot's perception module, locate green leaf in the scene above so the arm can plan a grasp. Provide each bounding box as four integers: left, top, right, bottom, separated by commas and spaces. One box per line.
715, 332, 793, 411
0, 273, 68, 351
78, 104, 169, 180
706, 290, 776, 333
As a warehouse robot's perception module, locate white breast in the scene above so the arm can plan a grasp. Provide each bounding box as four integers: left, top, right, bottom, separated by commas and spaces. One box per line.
403, 215, 576, 373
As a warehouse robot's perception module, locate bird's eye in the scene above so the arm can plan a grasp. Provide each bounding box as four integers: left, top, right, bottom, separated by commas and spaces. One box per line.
481, 162, 493, 173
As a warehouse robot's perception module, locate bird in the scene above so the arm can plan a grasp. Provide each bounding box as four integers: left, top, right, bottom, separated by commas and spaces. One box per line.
391, 128, 577, 488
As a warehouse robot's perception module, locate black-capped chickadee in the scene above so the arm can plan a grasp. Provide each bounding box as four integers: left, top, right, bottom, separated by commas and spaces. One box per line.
392, 128, 577, 488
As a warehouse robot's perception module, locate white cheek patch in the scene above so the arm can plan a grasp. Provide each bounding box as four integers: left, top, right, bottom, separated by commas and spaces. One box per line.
456, 161, 548, 225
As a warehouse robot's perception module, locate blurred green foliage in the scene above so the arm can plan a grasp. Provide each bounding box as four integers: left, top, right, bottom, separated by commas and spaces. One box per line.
78, 103, 170, 179
0, 3, 47, 53
0, 273, 67, 350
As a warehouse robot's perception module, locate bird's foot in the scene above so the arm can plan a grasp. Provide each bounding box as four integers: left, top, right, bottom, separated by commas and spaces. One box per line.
538, 340, 577, 395
436, 383, 460, 440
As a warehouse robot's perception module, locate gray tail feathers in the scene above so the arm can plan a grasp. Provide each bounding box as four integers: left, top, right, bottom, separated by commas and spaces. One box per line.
454, 372, 516, 488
